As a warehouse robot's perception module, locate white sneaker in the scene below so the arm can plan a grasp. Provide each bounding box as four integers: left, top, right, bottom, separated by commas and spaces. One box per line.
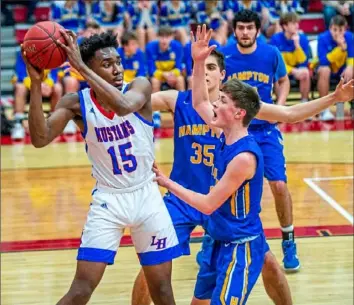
320, 109, 335, 121
63, 120, 77, 134
11, 122, 25, 140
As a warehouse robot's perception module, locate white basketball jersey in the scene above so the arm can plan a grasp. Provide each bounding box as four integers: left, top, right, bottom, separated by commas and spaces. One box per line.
79, 87, 154, 191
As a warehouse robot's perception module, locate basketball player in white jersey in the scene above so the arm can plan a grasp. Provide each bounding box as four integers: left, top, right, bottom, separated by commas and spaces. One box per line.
23, 30, 181, 305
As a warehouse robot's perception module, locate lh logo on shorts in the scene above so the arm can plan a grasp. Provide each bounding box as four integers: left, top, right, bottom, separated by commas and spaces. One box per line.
150, 236, 167, 250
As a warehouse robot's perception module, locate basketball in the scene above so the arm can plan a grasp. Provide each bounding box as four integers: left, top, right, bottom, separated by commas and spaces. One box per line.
23, 21, 67, 70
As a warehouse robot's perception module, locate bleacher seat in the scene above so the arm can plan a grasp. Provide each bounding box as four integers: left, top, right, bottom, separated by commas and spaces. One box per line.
1, 46, 18, 69
299, 14, 326, 34
1, 70, 15, 93
1, 27, 16, 46
13, 3, 50, 24
308, 0, 324, 13
15, 24, 30, 44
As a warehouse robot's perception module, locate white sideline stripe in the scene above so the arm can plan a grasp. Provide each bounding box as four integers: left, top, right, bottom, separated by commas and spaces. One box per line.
303, 178, 353, 225
309, 176, 354, 182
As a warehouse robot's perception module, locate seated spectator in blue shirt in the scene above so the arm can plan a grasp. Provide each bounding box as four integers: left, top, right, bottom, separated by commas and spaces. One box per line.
160, 0, 191, 45
127, 0, 158, 51
270, 12, 311, 102
146, 26, 185, 92
11, 51, 63, 140
118, 31, 146, 83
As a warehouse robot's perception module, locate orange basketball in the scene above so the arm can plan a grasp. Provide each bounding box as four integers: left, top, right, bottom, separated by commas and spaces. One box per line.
23, 21, 67, 70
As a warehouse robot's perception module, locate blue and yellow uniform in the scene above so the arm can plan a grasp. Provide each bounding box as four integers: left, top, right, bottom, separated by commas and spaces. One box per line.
145, 39, 184, 81
270, 32, 310, 74
195, 134, 268, 303
50, 1, 84, 32
220, 43, 288, 182
12, 51, 58, 90
165, 90, 220, 256
184, 39, 220, 77
160, 1, 190, 29
317, 30, 354, 76
117, 47, 146, 83
94, 1, 125, 29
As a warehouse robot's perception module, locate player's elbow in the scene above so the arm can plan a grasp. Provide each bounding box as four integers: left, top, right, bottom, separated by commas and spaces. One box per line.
32, 139, 48, 148
202, 201, 216, 215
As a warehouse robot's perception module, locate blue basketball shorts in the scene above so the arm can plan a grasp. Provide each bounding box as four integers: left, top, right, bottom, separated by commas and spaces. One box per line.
194, 234, 270, 303
164, 193, 207, 256
248, 124, 287, 182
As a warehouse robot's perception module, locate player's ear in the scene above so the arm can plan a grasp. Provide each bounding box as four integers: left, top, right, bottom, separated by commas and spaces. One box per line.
220, 70, 226, 82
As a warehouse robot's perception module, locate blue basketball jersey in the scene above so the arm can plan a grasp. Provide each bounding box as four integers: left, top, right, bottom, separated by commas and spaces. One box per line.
220, 43, 287, 125
205, 135, 264, 242
169, 90, 221, 194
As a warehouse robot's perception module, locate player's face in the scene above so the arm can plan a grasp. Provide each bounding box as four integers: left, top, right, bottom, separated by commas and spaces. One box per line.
91, 47, 124, 90
330, 25, 346, 40
159, 34, 174, 51
234, 22, 258, 48
211, 92, 240, 128
284, 21, 299, 36
205, 55, 225, 91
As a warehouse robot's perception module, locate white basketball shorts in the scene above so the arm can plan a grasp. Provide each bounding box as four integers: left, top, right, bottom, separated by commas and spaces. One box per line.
77, 180, 182, 266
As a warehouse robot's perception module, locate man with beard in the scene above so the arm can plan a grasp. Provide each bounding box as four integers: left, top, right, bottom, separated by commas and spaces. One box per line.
211, 9, 300, 272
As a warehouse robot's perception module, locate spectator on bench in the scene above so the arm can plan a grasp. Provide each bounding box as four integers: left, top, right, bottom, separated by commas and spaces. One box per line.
160, 0, 191, 46
317, 15, 354, 120
118, 31, 146, 84
127, 0, 158, 51
146, 26, 185, 93
270, 12, 311, 103
11, 51, 63, 140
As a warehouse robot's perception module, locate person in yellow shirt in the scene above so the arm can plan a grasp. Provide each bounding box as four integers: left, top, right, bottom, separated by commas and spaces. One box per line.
11, 51, 62, 140
270, 12, 311, 102
317, 15, 353, 120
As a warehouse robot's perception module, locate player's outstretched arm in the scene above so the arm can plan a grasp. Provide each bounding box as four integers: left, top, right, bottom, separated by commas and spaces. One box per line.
22, 48, 77, 148
257, 78, 354, 123
191, 25, 220, 134
58, 30, 151, 116
153, 153, 256, 215
151, 90, 179, 112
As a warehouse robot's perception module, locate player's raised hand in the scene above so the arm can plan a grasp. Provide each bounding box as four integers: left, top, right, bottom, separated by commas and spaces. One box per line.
57, 29, 85, 72
21, 44, 44, 82
152, 163, 170, 188
333, 78, 354, 103
191, 24, 217, 62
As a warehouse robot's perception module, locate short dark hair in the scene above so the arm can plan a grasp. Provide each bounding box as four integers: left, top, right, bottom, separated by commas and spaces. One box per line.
121, 31, 138, 46
330, 15, 348, 27
221, 79, 260, 127
279, 12, 299, 27
158, 26, 174, 37
80, 31, 119, 64
210, 49, 225, 71
233, 9, 261, 31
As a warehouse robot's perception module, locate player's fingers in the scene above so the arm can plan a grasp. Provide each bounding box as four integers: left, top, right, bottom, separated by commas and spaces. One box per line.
66, 29, 78, 45
207, 45, 217, 54
196, 25, 201, 41
206, 28, 213, 43
57, 40, 70, 53
59, 61, 70, 69
190, 30, 195, 43
337, 77, 344, 88
59, 29, 73, 48
200, 24, 205, 39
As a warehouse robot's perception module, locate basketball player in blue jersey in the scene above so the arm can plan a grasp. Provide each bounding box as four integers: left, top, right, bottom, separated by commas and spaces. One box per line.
151, 24, 354, 304
131, 30, 354, 305
220, 9, 299, 272
23, 31, 182, 305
